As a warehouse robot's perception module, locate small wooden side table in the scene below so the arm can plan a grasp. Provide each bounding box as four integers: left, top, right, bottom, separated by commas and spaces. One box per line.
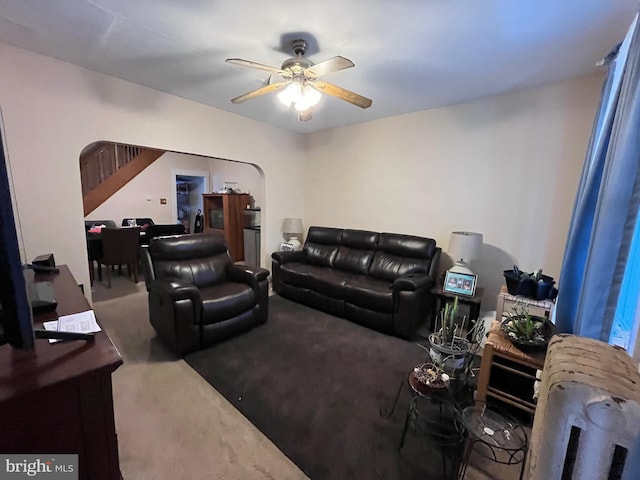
430, 285, 484, 331
495, 286, 555, 322
475, 321, 546, 415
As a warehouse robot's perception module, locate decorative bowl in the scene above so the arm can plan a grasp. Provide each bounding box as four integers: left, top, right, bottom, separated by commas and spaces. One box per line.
410, 363, 450, 395
500, 316, 557, 352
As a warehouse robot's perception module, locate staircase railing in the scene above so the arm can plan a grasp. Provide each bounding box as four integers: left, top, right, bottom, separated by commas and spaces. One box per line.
80, 143, 143, 196
80, 142, 165, 215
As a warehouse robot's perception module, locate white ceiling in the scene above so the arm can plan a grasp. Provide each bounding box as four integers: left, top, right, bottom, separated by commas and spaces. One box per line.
0, 0, 636, 134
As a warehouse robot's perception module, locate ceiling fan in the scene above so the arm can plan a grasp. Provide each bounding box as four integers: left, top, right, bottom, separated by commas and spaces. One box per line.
226, 39, 372, 121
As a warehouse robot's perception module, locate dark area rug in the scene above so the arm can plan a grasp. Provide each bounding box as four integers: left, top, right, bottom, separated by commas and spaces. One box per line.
185, 295, 462, 480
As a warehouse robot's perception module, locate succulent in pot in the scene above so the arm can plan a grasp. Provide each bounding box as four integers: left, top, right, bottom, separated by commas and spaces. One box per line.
503, 265, 557, 300
500, 302, 557, 352
428, 296, 484, 372
412, 362, 450, 393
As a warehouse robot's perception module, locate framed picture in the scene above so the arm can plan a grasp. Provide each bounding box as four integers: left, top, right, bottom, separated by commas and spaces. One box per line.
280, 242, 295, 252
443, 271, 477, 297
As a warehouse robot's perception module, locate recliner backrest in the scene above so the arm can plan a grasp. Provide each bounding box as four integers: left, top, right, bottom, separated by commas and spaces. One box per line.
368, 233, 437, 281
334, 229, 378, 274
303, 227, 342, 267
301, 227, 438, 281
147, 233, 230, 287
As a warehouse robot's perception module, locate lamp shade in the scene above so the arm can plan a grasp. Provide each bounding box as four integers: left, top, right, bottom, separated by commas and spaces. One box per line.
448, 231, 483, 269
282, 218, 303, 235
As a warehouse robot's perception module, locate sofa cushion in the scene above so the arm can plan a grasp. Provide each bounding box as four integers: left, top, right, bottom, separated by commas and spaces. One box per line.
342, 274, 394, 313
303, 227, 342, 267
199, 281, 255, 325
280, 263, 346, 298
305, 243, 339, 267
342, 229, 379, 249
334, 247, 374, 274
368, 233, 436, 282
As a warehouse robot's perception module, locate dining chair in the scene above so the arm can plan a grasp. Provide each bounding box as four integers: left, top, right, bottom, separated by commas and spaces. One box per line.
86, 219, 117, 285
96, 227, 141, 288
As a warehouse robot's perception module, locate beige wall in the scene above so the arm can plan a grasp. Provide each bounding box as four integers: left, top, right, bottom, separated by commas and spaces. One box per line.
304, 75, 603, 310
0, 42, 305, 299
88, 151, 265, 229
210, 158, 264, 208
0, 40, 602, 313
89, 151, 211, 225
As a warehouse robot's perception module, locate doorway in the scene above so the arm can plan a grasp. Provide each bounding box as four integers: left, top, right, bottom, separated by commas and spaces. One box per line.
172, 171, 208, 233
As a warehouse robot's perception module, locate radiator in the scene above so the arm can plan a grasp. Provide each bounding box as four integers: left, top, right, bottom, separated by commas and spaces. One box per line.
525, 334, 640, 480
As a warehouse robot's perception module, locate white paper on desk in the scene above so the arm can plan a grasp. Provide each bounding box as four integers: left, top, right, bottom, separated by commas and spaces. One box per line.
43, 310, 102, 343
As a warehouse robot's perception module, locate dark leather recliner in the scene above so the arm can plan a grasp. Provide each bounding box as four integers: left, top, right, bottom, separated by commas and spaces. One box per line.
140, 233, 270, 356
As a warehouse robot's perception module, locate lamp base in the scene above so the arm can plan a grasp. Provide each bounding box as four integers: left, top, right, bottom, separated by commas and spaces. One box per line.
448, 262, 474, 275
288, 236, 302, 251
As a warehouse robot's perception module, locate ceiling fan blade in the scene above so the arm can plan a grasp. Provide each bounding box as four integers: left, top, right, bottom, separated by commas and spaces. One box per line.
304, 56, 355, 78
313, 81, 372, 109
230, 82, 287, 104
226, 58, 284, 75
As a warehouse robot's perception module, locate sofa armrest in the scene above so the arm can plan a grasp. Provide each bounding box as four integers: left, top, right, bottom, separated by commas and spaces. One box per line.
427, 247, 442, 283
394, 273, 434, 291
271, 250, 306, 264
271, 250, 306, 294
147, 278, 202, 356
228, 264, 270, 285
392, 272, 437, 339
149, 278, 202, 304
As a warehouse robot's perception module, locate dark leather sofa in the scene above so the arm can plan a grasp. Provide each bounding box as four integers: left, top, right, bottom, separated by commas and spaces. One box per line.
140, 233, 270, 356
271, 227, 441, 339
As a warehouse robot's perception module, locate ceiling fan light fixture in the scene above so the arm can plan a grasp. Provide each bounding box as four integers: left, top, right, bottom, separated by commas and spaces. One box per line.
277, 82, 302, 107
278, 81, 321, 112
228, 37, 371, 115
295, 84, 321, 111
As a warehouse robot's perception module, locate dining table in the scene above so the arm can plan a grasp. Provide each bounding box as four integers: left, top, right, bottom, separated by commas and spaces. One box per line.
86, 226, 147, 284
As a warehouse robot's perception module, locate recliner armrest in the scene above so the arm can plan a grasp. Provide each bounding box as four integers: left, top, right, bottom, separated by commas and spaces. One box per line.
271, 250, 306, 264
228, 264, 270, 284
394, 273, 434, 291
149, 278, 202, 304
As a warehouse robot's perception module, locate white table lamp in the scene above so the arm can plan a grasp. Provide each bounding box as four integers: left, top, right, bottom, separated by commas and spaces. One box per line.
282, 218, 303, 250
447, 231, 483, 275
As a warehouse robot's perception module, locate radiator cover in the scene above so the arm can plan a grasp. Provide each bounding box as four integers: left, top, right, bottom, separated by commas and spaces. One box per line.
525, 334, 640, 480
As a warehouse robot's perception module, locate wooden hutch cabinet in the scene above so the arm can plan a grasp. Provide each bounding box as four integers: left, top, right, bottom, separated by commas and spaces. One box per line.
202, 193, 250, 261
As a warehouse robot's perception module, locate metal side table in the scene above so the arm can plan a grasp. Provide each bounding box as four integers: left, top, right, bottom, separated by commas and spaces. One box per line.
397, 371, 466, 480
457, 404, 528, 480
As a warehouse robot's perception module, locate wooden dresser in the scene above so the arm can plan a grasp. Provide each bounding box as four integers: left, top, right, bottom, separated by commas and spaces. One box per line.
0, 266, 123, 480
202, 193, 250, 261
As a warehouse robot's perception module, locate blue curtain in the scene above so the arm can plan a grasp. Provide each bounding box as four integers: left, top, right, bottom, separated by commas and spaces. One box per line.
556, 15, 640, 341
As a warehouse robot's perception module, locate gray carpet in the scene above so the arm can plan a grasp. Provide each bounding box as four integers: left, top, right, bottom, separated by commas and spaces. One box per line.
185, 295, 462, 480
92, 274, 524, 480
92, 276, 309, 480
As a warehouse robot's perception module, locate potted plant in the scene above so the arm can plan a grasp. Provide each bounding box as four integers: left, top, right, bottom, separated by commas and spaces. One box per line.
503, 265, 556, 300
428, 296, 484, 372
500, 301, 557, 352
411, 361, 450, 395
